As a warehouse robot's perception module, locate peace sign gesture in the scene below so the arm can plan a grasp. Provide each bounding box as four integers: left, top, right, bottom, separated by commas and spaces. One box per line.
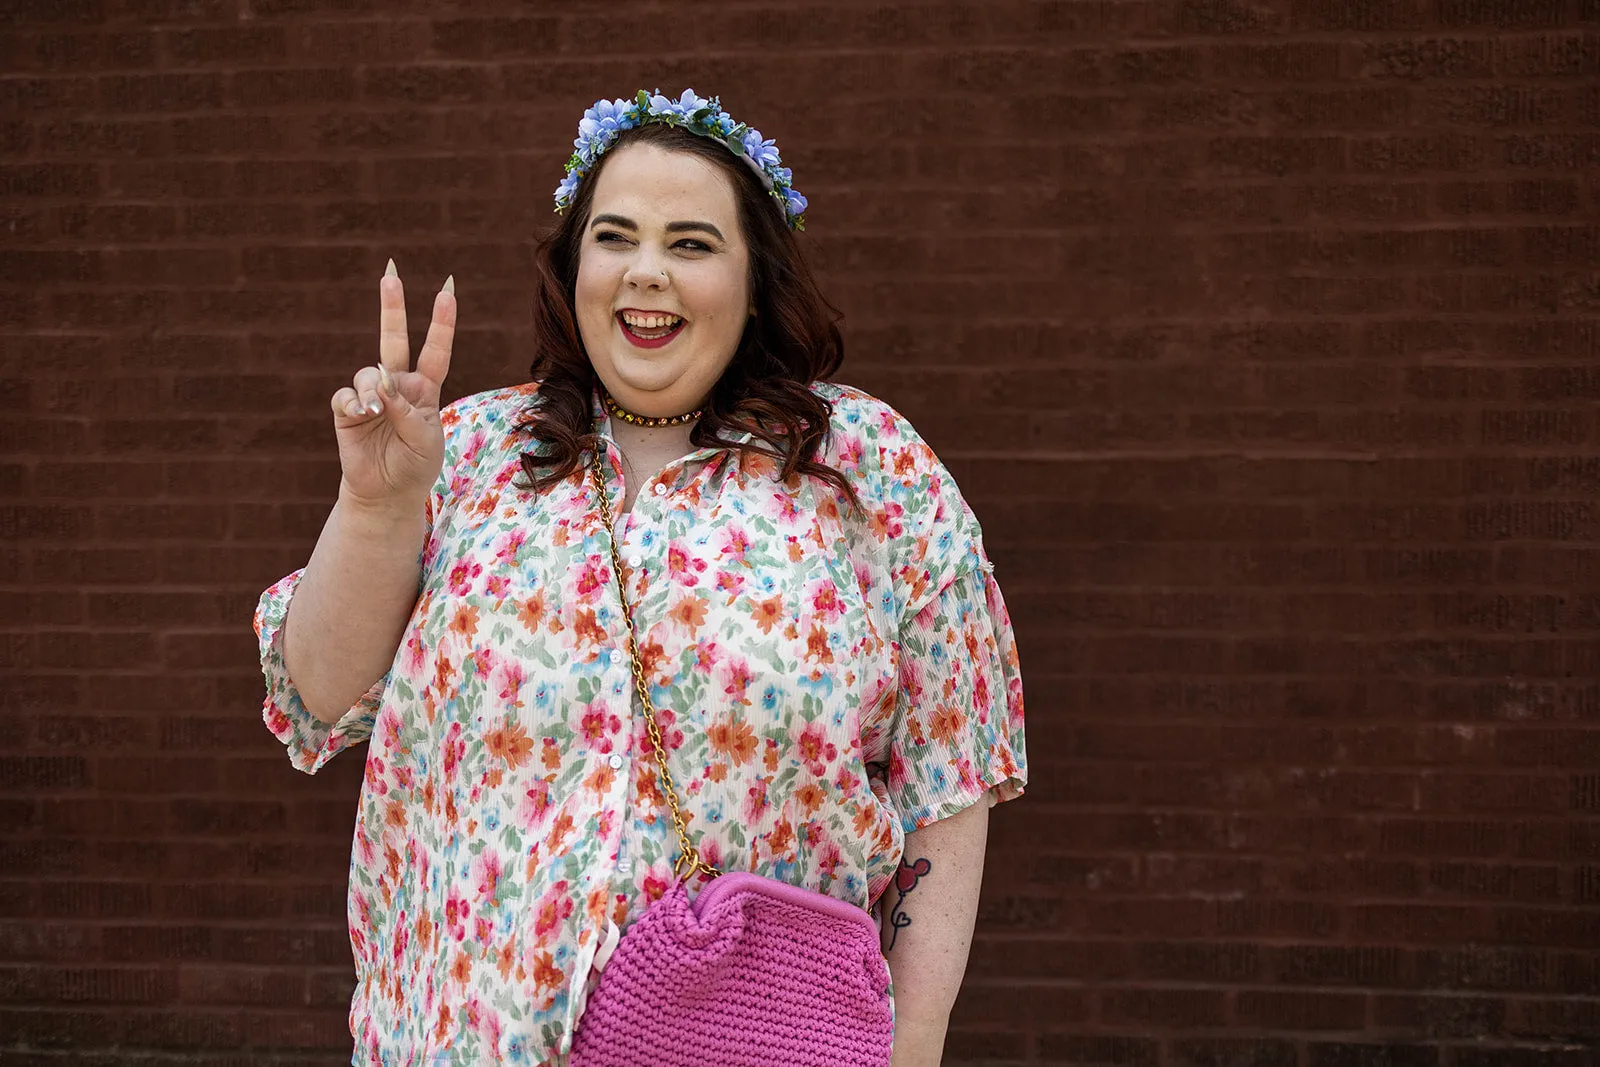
331, 261, 456, 510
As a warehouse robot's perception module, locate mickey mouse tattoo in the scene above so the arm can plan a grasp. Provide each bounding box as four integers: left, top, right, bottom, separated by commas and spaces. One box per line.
885, 855, 932, 952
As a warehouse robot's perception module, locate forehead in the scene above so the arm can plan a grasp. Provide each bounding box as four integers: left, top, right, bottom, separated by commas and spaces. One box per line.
587, 142, 740, 228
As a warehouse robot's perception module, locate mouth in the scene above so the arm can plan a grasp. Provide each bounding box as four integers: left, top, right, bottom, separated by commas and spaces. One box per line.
616, 309, 686, 349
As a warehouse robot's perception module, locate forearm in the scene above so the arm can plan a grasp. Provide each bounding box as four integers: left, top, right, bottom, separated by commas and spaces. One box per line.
881, 797, 990, 1067
283, 489, 426, 724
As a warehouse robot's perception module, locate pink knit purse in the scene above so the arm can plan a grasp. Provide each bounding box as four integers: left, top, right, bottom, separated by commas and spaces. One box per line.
569, 463, 894, 1067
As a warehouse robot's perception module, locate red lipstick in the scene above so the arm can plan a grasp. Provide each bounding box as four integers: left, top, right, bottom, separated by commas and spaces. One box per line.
617, 312, 686, 350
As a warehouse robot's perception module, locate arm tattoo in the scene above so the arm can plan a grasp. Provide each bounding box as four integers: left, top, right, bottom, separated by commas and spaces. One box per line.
886, 856, 931, 952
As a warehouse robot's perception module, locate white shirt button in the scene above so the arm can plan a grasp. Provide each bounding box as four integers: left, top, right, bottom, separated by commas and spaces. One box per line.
625, 552, 642, 569
652, 483, 667, 496
608, 753, 624, 770
607, 649, 621, 666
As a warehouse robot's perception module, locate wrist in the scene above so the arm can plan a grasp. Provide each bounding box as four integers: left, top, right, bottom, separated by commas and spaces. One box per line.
336, 483, 429, 528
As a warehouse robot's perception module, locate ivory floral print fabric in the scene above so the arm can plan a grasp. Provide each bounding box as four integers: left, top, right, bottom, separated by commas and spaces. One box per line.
253, 383, 1027, 1065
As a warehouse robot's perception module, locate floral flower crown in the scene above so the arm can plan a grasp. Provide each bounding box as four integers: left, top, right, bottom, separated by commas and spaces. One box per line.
554, 89, 808, 231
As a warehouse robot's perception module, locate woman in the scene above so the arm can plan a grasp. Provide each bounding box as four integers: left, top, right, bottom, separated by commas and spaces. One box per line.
254, 90, 1027, 1066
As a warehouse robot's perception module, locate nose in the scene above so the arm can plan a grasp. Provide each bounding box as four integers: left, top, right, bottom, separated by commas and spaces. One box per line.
622, 245, 668, 291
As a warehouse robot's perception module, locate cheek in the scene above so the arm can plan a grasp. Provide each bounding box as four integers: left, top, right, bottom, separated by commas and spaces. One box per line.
574, 255, 618, 317
690, 266, 749, 335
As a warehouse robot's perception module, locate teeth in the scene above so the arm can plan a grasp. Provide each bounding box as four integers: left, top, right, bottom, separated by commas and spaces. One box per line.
620, 311, 682, 330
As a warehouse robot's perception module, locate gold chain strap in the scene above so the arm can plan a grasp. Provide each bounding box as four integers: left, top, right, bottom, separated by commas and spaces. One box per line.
589, 459, 721, 883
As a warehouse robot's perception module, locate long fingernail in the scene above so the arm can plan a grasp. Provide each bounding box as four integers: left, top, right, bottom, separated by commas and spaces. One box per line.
443, 274, 455, 294
378, 365, 397, 396
364, 397, 383, 415
346, 399, 364, 417
385, 258, 398, 278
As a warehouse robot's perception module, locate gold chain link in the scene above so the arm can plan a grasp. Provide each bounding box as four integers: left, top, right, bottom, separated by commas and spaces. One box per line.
590, 459, 721, 883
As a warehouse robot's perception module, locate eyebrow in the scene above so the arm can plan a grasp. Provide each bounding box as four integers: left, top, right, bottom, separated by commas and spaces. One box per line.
589, 213, 725, 241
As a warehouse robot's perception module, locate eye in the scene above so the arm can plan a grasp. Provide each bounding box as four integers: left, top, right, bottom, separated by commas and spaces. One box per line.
674, 239, 712, 253
595, 231, 629, 245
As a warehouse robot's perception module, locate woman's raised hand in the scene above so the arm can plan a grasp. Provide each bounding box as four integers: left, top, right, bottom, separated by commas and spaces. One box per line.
331, 261, 456, 510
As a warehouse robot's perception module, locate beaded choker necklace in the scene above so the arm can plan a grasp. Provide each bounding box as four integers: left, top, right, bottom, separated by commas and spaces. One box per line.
601, 389, 703, 429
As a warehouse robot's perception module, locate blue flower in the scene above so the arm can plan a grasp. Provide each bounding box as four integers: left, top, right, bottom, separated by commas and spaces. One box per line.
799, 671, 835, 698
648, 88, 713, 121
741, 129, 781, 170
575, 97, 636, 155
783, 187, 808, 216
761, 685, 780, 711
553, 170, 582, 206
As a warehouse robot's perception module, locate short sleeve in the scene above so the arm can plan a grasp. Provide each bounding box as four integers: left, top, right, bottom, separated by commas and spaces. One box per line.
253, 568, 386, 775
882, 554, 1027, 833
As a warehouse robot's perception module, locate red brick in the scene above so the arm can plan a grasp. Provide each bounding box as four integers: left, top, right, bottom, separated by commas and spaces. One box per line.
950, 985, 1090, 1027
1414, 946, 1553, 993
100, 72, 226, 112
1134, 941, 1263, 983
1453, 1049, 1598, 1067
1101, 987, 1228, 1027
1235, 989, 1369, 1030
1308, 1045, 1439, 1067
1372, 993, 1507, 1036
163, 25, 287, 65
1169, 1038, 1298, 1067
1271, 945, 1412, 987
1035, 1033, 1157, 1065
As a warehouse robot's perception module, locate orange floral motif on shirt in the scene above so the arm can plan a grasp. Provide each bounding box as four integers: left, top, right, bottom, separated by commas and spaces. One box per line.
708, 718, 758, 764
669, 595, 708, 629
805, 624, 834, 663
517, 591, 546, 630
751, 595, 783, 633
485, 720, 534, 769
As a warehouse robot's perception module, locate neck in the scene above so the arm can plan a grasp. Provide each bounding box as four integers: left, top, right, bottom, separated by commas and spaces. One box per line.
610, 417, 695, 460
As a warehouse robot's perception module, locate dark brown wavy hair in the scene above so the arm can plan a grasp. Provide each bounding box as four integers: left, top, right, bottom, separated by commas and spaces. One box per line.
517, 121, 859, 511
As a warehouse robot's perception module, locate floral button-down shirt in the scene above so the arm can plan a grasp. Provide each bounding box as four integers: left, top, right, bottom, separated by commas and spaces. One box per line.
254, 382, 1027, 1065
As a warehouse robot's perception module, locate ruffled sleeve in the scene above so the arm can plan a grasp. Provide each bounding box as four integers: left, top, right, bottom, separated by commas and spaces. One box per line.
251, 389, 492, 775
253, 568, 387, 775
882, 550, 1027, 833
842, 392, 1027, 832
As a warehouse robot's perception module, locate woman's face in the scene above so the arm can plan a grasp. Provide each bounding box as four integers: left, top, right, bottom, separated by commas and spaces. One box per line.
575, 142, 752, 419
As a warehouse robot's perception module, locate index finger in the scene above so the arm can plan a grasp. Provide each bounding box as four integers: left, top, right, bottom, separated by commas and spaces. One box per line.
379, 259, 410, 373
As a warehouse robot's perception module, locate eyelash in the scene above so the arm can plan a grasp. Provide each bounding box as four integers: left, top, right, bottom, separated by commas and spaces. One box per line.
595, 232, 711, 252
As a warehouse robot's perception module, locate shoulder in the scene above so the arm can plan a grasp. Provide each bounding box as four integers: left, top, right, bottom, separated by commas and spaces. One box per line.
813, 383, 982, 598
436, 382, 541, 468
439, 381, 540, 442
812, 381, 952, 503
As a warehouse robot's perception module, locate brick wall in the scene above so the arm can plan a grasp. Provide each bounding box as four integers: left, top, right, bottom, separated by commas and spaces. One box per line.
3, 1, 1598, 1064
